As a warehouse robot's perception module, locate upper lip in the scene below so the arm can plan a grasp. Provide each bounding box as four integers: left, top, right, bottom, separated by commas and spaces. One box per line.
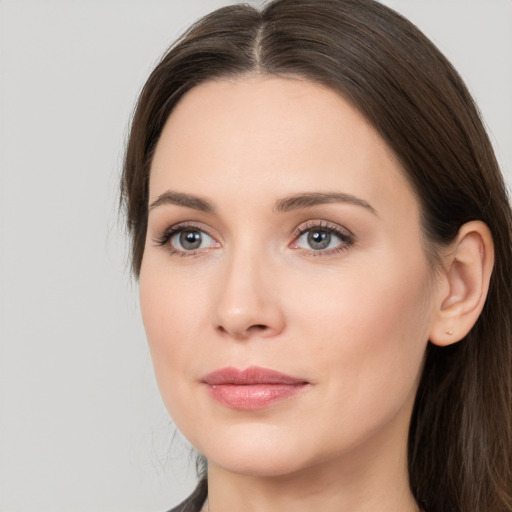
201, 366, 307, 386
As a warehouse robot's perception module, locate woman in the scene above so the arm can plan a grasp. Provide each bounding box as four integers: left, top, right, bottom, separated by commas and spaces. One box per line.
121, 0, 512, 511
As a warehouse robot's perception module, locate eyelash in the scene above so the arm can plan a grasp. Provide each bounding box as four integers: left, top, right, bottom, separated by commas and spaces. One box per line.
153, 222, 213, 257
292, 220, 355, 256
153, 221, 355, 257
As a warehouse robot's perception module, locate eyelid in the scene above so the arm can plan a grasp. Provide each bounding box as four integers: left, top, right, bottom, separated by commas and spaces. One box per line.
151, 219, 355, 257
290, 220, 355, 255
152, 222, 220, 255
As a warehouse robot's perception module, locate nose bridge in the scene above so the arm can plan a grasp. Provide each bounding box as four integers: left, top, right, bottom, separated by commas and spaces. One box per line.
213, 235, 284, 339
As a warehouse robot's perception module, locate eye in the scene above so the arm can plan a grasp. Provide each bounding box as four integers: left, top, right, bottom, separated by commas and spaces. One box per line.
154, 224, 219, 255
292, 222, 354, 254
171, 228, 212, 251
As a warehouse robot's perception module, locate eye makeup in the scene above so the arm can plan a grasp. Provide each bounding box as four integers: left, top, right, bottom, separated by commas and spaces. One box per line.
152, 218, 356, 258
291, 220, 355, 257
152, 222, 220, 257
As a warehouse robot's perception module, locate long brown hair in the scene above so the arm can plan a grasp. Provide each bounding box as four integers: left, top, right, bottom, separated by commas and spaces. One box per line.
121, 1, 512, 510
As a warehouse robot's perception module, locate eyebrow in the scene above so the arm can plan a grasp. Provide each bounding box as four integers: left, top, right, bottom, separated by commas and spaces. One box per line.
274, 192, 377, 215
148, 191, 215, 213
148, 190, 376, 216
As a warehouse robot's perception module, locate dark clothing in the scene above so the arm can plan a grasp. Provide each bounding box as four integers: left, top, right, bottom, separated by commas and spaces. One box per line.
168, 479, 208, 512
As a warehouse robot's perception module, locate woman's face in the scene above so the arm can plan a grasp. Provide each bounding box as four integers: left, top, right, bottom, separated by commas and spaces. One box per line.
140, 76, 441, 478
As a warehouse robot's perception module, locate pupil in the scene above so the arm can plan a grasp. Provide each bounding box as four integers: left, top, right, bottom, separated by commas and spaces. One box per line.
180, 230, 202, 250
308, 230, 331, 250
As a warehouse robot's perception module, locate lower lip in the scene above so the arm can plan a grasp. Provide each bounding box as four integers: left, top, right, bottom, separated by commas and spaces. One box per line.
206, 383, 307, 410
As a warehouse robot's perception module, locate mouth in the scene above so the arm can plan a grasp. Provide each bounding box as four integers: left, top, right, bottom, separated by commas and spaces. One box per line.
201, 366, 309, 410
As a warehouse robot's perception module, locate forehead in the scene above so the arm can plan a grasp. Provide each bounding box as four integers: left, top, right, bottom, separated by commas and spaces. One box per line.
149, 75, 418, 219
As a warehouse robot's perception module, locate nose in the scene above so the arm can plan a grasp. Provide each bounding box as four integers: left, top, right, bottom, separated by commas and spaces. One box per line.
213, 249, 286, 340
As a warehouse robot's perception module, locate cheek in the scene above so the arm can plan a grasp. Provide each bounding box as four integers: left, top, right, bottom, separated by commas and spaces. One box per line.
140, 255, 212, 347
293, 252, 432, 338
139, 263, 204, 416
290, 253, 433, 419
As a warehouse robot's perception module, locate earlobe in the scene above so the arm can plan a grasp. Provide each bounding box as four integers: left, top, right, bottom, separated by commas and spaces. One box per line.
429, 221, 494, 347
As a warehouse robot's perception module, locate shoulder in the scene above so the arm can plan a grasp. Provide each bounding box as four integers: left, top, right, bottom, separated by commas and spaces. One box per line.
167, 479, 208, 512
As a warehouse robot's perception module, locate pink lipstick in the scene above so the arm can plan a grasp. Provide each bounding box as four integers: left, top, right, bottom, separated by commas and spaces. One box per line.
201, 366, 308, 410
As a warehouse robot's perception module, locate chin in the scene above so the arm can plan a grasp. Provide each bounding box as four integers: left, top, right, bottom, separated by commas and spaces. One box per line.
208, 448, 313, 479
186, 422, 324, 478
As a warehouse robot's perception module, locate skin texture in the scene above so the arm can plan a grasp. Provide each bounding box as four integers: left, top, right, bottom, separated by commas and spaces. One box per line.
139, 76, 462, 511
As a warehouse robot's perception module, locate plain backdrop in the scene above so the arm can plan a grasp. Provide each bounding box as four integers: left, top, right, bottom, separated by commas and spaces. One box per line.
0, 1, 510, 511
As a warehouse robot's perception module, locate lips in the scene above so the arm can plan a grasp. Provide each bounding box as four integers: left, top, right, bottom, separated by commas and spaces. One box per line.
201, 366, 309, 410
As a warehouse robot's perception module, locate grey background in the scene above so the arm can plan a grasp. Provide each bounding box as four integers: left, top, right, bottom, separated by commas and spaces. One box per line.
0, 1, 510, 511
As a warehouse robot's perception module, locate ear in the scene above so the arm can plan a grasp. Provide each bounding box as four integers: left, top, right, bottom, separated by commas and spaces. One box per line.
429, 221, 494, 347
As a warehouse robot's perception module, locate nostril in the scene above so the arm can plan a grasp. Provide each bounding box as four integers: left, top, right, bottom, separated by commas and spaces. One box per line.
215, 322, 274, 339
248, 324, 268, 332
